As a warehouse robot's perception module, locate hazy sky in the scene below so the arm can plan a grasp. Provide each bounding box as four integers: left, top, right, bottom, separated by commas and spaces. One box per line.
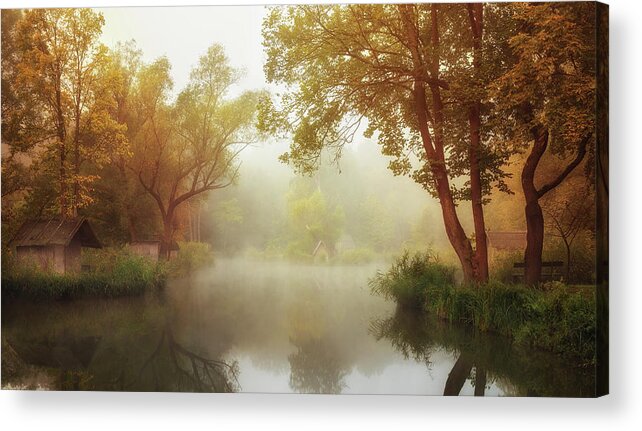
94, 5, 387, 160
97, 5, 268, 97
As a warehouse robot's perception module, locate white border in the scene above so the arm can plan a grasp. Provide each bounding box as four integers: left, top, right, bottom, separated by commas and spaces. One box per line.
2, 1, 641, 430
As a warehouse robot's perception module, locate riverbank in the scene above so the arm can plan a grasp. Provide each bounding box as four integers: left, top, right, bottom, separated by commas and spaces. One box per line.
370, 252, 596, 364
1, 242, 214, 302
1, 254, 166, 302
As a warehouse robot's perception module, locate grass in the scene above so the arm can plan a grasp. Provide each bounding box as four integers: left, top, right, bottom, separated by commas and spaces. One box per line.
2, 241, 217, 302
165, 241, 214, 277
369, 251, 455, 308
370, 251, 596, 363
2, 250, 166, 302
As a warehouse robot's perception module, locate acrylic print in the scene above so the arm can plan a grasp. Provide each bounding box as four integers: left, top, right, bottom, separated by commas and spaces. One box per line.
1, 2, 608, 397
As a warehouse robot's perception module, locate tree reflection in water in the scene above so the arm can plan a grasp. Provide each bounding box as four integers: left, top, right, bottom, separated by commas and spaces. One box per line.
135, 325, 240, 393
288, 336, 347, 394
370, 307, 595, 397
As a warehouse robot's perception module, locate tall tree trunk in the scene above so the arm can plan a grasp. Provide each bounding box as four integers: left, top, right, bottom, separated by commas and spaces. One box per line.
564, 237, 571, 281
72, 93, 81, 216
72, 143, 80, 217
468, 105, 488, 282
160, 210, 175, 261
126, 211, 138, 242
434, 166, 477, 282
55, 79, 68, 217
400, 4, 478, 283
187, 201, 194, 241
196, 200, 202, 242
521, 127, 548, 285
467, 3, 489, 282
59, 141, 67, 217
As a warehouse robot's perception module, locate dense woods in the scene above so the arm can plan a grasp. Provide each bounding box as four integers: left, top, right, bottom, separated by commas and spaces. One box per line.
259, 2, 597, 284
2, 4, 598, 285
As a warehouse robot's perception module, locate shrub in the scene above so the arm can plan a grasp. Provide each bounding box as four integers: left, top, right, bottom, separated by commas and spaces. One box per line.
2, 248, 165, 302
369, 251, 455, 308
489, 250, 523, 283
371, 252, 596, 363
165, 241, 214, 277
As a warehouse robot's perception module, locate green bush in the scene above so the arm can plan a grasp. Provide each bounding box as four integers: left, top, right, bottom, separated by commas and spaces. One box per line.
370, 252, 596, 363
489, 250, 523, 283
543, 236, 596, 285
2, 248, 165, 302
165, 241, 214, 277
369, 251, 455, 308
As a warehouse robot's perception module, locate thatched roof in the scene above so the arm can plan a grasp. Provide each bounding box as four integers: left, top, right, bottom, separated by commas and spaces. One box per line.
9, 217, 102, 249
486, 231, 527, 251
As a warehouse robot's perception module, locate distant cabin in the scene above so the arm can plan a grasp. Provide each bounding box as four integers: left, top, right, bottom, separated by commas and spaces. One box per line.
486, 231, 527, 251
129, 239, 179, 261
336, 234, 356, 254
312, 240, 330, 263
9, 217, 102, 274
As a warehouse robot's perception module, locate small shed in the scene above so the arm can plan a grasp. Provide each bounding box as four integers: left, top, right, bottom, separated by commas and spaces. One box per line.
336, 234, 356, 254
486, 231, 527, 251
129, 239, 179, 261
312, 240, 330, 263
9, 217, 102, 274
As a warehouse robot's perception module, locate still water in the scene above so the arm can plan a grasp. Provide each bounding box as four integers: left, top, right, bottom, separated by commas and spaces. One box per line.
2, 259, 595, 396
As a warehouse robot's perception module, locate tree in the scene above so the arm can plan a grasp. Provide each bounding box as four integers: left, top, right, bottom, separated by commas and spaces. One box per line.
85, 41, 158, 244
131, 45, 259, 258
260, 4, 510, 282
355, 195, 396, 253
209, 198, 243, 250
543, 179, 595, 281
492, 2, 596, 284
11, 9, 128, 217
2, 9, 31, 200
284, 178, 345, 258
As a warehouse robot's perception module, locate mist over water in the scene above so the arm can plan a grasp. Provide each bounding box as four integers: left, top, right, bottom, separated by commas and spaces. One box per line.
2, 258, 594, 396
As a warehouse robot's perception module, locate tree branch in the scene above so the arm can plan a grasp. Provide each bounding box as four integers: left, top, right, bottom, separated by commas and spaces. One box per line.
537, 133, 592, 198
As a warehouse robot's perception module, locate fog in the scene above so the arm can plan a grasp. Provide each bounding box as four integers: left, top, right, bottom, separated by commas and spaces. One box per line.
197, 137, 464, 265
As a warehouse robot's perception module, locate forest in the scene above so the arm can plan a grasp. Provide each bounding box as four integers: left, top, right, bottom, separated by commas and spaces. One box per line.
1, 3, 606, 396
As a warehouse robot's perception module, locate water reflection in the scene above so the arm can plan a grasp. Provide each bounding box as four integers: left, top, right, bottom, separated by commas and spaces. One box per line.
2, 259, 594, 396
2, 298, 239, 392
135, 325, 239, 392
371, 308, 595, 397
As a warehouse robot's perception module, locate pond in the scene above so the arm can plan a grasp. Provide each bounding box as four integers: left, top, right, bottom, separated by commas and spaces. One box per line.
1, 259, 595, 396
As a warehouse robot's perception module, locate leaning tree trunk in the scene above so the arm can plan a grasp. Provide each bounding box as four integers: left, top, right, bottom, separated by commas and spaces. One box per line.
521, 127, 548, 286
399, 3, 479, 283
521, 125, 589, 286
433, 166, 477, 283
523, 197, 545, 286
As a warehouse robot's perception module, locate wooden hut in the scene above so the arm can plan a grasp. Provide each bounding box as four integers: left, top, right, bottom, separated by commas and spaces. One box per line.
312, 240, 330, 263
129, 239, 179, 261
336, 234, 356, 254
9, 217, 102, 274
